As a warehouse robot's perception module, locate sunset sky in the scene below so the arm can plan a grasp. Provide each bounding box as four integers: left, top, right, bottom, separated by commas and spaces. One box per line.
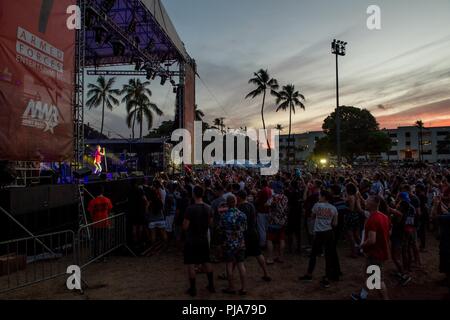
86, 0, 450, 138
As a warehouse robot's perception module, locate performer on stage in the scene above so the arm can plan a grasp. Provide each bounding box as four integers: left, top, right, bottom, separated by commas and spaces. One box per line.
93, 145, 106, 174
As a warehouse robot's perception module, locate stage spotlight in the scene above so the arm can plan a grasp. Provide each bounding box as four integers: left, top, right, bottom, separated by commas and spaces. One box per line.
145, 39, 155, 53
86, 7, 97, 28
134, 59, 142, 71
101, 0, 116, 13
94, 25, 108, 44
160, 75, 167, 86
145, 67, 155, 80
111, 40, 125, 56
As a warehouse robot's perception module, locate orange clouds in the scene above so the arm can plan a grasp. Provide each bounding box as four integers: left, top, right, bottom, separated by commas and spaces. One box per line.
376, 99, 450, 129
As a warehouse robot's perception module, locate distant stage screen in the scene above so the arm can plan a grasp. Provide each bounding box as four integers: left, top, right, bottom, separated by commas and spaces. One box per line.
0, 0, 75, 161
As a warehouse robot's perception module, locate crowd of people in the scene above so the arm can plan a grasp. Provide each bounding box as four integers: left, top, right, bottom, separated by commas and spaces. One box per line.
117, 165, 450, 299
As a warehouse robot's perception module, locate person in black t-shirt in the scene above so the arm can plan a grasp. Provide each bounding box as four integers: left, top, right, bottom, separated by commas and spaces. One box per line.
415, 183, 429, 251
127, 180, 146, 245
237, 190, 271, 282
183, 185, 215, 297
286, 180, 303, 253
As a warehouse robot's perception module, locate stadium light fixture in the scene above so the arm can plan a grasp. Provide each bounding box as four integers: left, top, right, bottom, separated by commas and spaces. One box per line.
331, 39, 348, 167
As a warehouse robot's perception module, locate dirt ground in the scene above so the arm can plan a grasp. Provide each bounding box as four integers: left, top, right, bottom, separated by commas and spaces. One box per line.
1, 236, 449, 300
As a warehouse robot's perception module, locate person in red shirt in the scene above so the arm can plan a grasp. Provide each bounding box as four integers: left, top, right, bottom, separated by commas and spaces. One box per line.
87, 187, 113, 259
87, 187, 113, 228
255, 180, 273, 248
352, 195, 391, 301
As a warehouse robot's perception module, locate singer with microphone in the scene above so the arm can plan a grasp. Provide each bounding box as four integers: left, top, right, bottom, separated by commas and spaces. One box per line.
93, 145, 106, 174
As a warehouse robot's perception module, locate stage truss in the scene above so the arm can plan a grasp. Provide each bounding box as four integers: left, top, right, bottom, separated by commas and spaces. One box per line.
74, 0, 193, 169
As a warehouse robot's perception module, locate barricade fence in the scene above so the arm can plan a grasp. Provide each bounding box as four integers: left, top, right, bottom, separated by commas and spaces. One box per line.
76, 213, 127, 268
0, 230, 75, 293
0, 213, 128, 294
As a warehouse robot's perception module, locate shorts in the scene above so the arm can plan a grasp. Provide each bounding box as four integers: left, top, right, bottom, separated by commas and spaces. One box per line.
165, 215, 175, 232
223, 248, 246, 263
344, 212, 360, 231
184, 241, 210, 265
245, 233, 262, 257
267, 225, 286, 242
149, 220, 166, 230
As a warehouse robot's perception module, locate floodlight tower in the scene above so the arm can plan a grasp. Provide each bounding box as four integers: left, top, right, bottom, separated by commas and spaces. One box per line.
331, 39, 347, 167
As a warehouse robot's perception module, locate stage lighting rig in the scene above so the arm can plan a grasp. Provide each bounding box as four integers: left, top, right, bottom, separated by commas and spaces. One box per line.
160, 74, 167, 86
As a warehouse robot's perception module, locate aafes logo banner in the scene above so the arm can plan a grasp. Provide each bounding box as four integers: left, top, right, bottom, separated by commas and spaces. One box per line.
22, 99, 60, 134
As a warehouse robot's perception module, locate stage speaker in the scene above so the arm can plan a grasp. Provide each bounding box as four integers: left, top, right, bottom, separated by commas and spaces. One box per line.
73, 167, 92, 179
130, 171, 144, 177
112, 173, 121, 180
86, 174, 102, 183
40, 169, 58, 185
0, 161, 17, 186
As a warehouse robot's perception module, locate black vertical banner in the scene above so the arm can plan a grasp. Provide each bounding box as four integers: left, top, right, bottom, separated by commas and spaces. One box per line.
39, 0, 54, 33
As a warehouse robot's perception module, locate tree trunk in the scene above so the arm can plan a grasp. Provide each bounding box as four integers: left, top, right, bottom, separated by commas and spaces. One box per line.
261, 89, 271, 150
131, 107, 137, 139
101, 99, 105, 135
419, 128, 423, 162
288, 103, 292, 171
139, 107, 143, 139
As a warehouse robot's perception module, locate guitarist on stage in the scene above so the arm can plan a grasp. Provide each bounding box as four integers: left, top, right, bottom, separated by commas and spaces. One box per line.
93, 145, 106, 175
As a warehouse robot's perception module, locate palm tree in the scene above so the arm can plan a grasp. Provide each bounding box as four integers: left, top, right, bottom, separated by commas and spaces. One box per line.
86, 76, 120, 135
274, 84, 306, 168
213, 117, 226, 134
122, 79, 163, 139
126, 96, 163, 139
195, 104, 205, 121
415, 120, 425, 162
121, 79, 153, 139
245, 69, 279, 149
275, 124, 284, 133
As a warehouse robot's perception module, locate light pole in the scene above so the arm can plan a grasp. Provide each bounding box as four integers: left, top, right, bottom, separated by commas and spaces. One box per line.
331, 39, 347, 167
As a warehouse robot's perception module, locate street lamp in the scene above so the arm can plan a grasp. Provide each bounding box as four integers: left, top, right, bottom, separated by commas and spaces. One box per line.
331, 39, 347, 167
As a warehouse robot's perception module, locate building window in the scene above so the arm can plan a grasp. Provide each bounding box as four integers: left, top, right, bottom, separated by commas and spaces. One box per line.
388, 151, 398, 156
405, 132, 411, 138
422, 150, 432, 155
437, 131, 450, 136
389, 133, 397, 138
406, 141, 411, 146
